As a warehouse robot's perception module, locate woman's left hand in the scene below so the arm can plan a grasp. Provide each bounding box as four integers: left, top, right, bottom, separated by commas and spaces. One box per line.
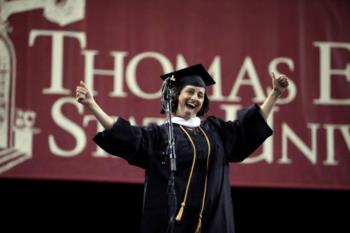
271, 72, 289, 96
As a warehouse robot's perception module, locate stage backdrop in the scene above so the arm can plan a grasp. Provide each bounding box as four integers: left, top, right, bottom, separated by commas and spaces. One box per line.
0, 0, 349, 190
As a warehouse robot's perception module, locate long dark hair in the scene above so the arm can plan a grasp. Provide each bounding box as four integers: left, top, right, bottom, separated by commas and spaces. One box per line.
161, 84, 210, 117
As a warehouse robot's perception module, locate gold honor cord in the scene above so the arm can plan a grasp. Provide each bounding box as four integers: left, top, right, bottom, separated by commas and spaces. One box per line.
177, 125, 212, 233
176, 125, 198, 221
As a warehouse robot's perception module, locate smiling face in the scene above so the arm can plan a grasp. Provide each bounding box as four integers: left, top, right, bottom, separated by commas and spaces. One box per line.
175, 85, 206, 119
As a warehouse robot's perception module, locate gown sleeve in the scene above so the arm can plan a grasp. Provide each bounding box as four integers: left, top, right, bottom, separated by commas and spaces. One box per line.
208, 104, 273, 162
93, 117, 165, 168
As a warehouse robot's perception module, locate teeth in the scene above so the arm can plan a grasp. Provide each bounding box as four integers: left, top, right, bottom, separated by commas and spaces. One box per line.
186, 103, 196, 108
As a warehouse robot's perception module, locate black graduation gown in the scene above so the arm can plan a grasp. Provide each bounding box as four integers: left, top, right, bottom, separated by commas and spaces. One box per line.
93, 104, 273, 233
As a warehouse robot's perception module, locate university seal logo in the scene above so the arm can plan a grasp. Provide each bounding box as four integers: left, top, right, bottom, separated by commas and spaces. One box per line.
0, 0, 85, 173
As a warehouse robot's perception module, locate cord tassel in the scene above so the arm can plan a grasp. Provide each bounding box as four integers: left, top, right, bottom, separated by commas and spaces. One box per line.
195, 216, 202, 233
175, 202, 185, 221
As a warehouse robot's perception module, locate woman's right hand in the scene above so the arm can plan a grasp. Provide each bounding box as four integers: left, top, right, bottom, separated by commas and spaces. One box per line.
75, 81, 95, 107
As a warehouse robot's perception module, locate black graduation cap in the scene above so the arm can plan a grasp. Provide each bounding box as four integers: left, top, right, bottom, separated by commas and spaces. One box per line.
160, 64, 216, 88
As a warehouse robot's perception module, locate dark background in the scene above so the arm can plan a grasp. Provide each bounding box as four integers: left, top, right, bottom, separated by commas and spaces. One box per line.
1, 178, 349, 232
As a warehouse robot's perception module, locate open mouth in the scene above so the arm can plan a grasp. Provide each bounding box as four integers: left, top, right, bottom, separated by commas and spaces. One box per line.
186, 102, 197, 110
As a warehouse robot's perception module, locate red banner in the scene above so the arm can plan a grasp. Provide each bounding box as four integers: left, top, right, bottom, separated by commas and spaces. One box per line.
0, 0, 349, 189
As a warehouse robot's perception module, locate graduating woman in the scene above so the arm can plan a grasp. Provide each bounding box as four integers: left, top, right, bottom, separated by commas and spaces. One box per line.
75, 64, 289, 233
